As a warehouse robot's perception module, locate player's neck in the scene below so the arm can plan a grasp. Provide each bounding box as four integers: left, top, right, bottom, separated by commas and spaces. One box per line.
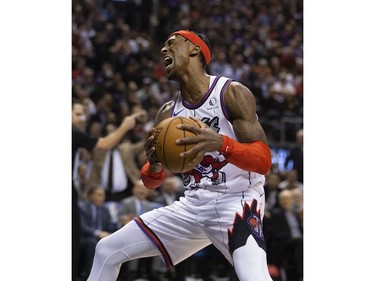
179, 73, 210, 104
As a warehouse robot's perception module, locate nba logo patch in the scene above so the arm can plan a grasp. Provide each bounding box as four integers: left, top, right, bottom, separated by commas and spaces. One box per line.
209, 97, 216, 106
247, 214, 264, 240
207, 97, 219, 110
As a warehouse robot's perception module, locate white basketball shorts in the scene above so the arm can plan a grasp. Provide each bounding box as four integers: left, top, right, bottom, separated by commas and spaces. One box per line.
134, 181, 266, 268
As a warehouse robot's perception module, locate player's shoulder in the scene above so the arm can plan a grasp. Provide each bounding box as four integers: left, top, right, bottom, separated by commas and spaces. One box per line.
224, 80, 255, 104
212, 75, 253, 97
162, 99, 175, 111
226, 80, 252, 95
221, 80, 257, 119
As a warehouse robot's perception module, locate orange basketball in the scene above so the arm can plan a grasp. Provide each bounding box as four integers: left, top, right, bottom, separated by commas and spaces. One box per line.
152, 116, 202, 173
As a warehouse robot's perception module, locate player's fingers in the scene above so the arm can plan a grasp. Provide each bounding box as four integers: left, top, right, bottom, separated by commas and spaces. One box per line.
188, 116, 207, 128
177, 124, 202, 134
146, 134, 155, 142
187, 150, 205, 165
147, 149, 162, 165
145, 146, 155, 158
144, 135, 154, 149
179, 142, 204, 158
175, 135, 198, 145
176, 132, 215, 145
146, 127, 156, 138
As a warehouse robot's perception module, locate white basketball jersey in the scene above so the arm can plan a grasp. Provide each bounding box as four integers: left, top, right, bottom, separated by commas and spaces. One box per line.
171, 75, 265, 193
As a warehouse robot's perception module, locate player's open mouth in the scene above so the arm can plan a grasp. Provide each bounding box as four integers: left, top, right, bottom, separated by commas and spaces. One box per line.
164, 56, 173, 70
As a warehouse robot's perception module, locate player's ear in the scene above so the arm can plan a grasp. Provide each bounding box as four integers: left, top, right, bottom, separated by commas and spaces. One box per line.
190, 45, 201, 58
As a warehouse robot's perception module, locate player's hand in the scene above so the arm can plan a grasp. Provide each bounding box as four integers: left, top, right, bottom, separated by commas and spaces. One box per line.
144, 128, 163, 173
176, 116, 223, 165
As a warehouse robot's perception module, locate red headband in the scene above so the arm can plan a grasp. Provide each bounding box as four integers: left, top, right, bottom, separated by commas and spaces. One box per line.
168, 30, 211, 64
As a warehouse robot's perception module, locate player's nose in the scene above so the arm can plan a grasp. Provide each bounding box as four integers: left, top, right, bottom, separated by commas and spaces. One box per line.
160, 45, 168, 55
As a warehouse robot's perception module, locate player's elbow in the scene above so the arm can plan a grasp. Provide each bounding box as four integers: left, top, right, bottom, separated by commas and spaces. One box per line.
257, 156, 272, 175
255, 145, 272, 175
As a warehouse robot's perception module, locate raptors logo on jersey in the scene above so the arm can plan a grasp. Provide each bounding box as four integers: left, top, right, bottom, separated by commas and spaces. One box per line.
171, 75, 265, 192
182, 155, 228, 188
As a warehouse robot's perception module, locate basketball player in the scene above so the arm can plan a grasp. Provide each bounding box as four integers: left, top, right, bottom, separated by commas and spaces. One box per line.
87, 30, 273, 281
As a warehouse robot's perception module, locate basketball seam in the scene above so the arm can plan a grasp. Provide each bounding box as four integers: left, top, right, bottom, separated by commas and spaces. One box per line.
162, 119, 173, 172
179, 116, 186, 173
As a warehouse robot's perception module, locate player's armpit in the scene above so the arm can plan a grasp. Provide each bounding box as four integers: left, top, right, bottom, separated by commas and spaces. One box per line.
141, 161, 165, 189
220, 135, 271, 175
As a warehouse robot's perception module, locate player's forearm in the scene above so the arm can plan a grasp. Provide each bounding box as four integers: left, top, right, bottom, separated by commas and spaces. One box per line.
220, 135, 271, 175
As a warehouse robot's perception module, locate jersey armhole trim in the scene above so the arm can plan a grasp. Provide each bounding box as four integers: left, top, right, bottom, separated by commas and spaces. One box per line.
220, 79, 234, 122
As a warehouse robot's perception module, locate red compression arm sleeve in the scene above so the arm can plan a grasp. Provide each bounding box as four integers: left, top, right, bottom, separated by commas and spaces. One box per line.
220, 135, 272, 175
141, 161, 165, 189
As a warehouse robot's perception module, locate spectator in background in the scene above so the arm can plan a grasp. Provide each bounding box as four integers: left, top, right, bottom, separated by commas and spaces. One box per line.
79, 186, 116, 280
74, 163, 89, 200
88, 122, 146, 228
152, 176, 185, 208
74, 148, 94, 200
90, 93, 113, 130
291, 188, 303, 223
268, 71, 297, 117
118, 180, 155, 226
73, 148, 93, 200
226, 53, 251, 82
209, 50, 232, 77
268, 190, 303, 281
82, 97, 97, 124
279, 169, 303, 191
72, 99, 145, 281
87, 121, 102, 139
135, 77, 160, 108
80, 148, 94, 180
89, 123, 145, 203
264, 172, 282, 214
285, 128, 303, 183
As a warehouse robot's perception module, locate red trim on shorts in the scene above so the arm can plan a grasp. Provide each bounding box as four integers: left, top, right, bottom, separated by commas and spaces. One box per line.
133, 217, 174, 268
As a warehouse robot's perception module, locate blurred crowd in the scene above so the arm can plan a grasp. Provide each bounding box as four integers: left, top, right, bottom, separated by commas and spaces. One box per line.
72, 0, 303, 280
